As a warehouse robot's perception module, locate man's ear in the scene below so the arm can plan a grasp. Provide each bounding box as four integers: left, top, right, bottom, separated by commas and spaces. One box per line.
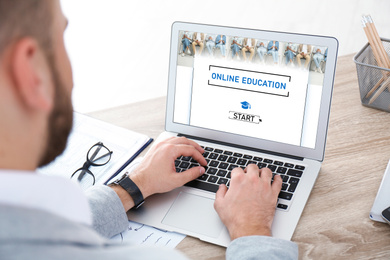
10, 38, 53, 112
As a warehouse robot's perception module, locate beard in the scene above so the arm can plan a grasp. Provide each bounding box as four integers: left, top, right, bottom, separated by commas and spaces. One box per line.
38, 56, 74, 167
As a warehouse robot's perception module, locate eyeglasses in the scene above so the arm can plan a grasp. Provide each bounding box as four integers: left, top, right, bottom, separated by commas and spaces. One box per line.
71, 142, 113, 186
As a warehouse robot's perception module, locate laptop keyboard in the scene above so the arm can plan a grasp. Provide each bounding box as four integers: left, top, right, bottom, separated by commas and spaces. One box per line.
175, 145, 306, 211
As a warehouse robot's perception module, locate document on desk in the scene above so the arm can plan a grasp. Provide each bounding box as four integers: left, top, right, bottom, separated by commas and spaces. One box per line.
37, 112, 153, 190
110, 220, 186, 248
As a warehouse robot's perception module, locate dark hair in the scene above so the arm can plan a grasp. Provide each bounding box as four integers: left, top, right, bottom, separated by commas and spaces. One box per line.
0, 0, 54, 58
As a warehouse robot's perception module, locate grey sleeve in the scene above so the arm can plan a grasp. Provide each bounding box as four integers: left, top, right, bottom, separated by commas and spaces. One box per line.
226, 236, 298, 260
85, 184, 129, 238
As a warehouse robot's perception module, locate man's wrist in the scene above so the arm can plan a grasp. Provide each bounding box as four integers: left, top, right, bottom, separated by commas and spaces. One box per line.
108, 183, 134, 212
230, 226, 272, 241
130, 171, 152, 199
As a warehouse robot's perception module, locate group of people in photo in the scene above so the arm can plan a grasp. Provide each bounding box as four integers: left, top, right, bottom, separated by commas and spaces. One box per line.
179, 31, 328, 73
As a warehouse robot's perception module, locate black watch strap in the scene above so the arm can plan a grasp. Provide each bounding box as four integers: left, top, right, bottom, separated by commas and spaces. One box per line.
115, 174, 144, 209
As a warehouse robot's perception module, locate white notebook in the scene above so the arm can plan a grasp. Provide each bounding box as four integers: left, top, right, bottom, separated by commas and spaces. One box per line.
38, 112, 152, 190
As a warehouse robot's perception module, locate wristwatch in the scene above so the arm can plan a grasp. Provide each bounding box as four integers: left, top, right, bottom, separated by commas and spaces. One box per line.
113, 173, 144, 209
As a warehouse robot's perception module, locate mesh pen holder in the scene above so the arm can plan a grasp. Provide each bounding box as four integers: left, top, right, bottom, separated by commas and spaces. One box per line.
354, 38, 390, 112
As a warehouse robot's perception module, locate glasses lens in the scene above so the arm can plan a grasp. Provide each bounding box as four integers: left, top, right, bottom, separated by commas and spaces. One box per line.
72, 169, 95, 186
87, 143, 111, 166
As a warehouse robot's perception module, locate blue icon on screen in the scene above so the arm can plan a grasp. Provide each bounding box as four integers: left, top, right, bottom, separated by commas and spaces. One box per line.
241, 101, 251, 109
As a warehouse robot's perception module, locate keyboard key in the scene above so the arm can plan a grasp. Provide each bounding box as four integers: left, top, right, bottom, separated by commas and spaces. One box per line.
263, 159, 273, 164
233, 153, 243, 157
207, 168, 218, 175
248, 160, 257, 165
278, 191, 293, 200
227, 157, 237, 163
202, 151, 210, 158
197, 174, 208, 181
295, 165, 305, 170
179, 161, 190, 168
219, 162, 229, 169
253, 156, 263, 161
182, 156, 191, 161
218, 178, 228, 185
217, 170, 227, 177
237, 159, 247, 165
282, 175, 289, 182
207, 176, 218, 183
284, 163, 294, 168
288, 183, 298, 193
175, 160, 180, 167
204, 147, 213, 151
276, 167, 287, 174
228, 164, 239, 171
289, 177, 300, 185
243, 154, 253, 159
287, 169, 303, 177
218, 155, 228, 161
257, 163, 267, 169
214, 149, 223, 153
268, 165, 277, 172
209, 153, 219, 159
274, 161, 283, 166
281, 183, 288, 191
223, 151, 233, 155
209, 160, 219, 167
185, 180, 219, 193
277, 204, 288, 210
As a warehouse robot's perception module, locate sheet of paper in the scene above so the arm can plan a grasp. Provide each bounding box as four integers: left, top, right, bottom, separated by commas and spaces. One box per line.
110, 220, 186, 249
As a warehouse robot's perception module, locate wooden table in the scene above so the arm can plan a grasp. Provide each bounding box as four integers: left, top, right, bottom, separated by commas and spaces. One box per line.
89, 54, 390, 259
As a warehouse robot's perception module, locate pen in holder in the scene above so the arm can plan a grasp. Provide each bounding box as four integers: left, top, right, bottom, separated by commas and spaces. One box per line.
354, 15, 390, 112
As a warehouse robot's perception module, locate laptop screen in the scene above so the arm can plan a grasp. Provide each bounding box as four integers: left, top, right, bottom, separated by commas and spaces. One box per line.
167, 23, 338, 160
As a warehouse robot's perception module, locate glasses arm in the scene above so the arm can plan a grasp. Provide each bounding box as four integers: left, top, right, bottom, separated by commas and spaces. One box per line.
92, 150, 113, 163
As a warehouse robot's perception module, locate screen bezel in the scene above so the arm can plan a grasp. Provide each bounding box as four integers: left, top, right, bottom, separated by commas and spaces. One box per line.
165, 22, 338, 162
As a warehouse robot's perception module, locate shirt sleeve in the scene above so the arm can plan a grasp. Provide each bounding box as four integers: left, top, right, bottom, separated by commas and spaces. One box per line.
226, 236, 298, 260
85, 184, 129, 238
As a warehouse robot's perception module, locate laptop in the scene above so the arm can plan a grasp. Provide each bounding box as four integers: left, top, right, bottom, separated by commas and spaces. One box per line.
127, 22, 338, 247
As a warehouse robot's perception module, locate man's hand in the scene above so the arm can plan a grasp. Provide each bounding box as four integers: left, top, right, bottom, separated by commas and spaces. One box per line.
214, 164, 282, 240
130, 137, 207, 199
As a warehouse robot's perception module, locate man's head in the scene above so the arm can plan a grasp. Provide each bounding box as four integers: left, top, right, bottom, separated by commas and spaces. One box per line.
0, 0, 74, 169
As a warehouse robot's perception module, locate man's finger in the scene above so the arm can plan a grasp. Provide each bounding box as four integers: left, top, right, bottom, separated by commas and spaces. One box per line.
271, 174, 283, 196
245, 163, 259, 176
259, 168, 273, 184
174, 144, 207, 166
166, 137, 204, 154
214, 184, 228, 211
179, 166, 206, 183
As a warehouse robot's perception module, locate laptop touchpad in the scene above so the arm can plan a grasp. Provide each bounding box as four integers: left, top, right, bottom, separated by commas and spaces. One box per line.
162, 192, 224, 238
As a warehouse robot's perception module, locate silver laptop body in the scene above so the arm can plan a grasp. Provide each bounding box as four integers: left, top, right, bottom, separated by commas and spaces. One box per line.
128, 22, 338, 247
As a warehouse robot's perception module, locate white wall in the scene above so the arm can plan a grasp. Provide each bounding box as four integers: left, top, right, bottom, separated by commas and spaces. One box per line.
60, 0, 390, 113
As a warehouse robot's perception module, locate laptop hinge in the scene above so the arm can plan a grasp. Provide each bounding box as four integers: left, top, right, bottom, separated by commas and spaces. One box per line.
178, 134, 304, 161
